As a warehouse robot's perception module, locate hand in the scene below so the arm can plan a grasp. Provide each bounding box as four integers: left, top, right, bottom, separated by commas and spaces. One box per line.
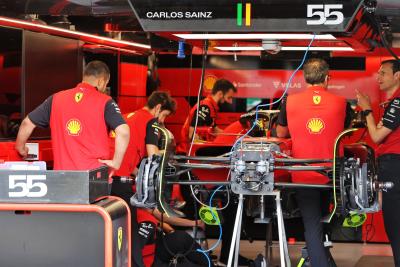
196, 219, 206, 230
15, 144, 29, 158
356, 89, 372, 111
98, 159, 119, 178
377, 120, 383, 128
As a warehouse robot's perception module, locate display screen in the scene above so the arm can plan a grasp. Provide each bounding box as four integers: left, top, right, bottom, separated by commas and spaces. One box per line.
131, 0, 364, 32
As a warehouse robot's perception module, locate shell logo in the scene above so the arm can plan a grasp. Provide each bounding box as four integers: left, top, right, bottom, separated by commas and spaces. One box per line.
203, 75, 218, 93
306, 118, 325, 134
66, 119, 82, 136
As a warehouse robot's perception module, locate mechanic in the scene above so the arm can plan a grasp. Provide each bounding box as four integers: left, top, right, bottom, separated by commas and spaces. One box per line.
110, 91, 176, 267
176, 78, 252, 265
137, 207, 209, 267
177, 78, 237, 154
276, 58, 352, 267
357, 59, 400, 266
15, 60, 130, 172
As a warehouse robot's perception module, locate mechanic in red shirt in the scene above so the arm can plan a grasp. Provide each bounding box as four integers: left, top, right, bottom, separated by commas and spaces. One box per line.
15, 60, 130, 173
277, 58, 352, 267
110, 91, 176, 267
357, 59, 400, 266
177, 79, 237, 154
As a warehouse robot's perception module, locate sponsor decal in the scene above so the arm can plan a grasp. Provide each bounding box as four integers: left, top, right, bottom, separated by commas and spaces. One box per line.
145, 11, 213, 19
237, 3, 251, 27
327, 84, 346, 90
307, 4, 344, 26
66, 119, 82, 136
8, 175, 48, 198
111, 102, 121, 114
272, 81, 302, 89
118, 227, 123, 251
306, 118, 325, 134
74, 92, 83, 103
203, 75, 218, 92
237, 82, 262, 88
313, 95, 321, 105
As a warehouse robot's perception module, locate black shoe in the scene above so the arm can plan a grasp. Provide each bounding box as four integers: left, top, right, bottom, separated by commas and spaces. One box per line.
219, 254, 253, 267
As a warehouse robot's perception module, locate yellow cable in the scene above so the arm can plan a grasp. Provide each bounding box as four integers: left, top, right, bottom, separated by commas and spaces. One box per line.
328, 128, 358, 223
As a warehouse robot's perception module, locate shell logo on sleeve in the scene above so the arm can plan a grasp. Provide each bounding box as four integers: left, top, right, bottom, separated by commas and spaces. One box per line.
306, 118, 325, 134
66, 119, 82, 136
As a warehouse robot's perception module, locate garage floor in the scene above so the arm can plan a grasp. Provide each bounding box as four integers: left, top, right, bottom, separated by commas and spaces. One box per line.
211, 240, 394, 266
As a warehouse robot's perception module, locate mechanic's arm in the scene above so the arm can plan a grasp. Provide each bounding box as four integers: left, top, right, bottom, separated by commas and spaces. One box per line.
152, 208, 205, 229
189, 104, 213, 140
145, 119, 162, 157
214, 126, 224, 134
276, 125, 290, 138
146, 144, 159, 156
276, 97, 290, 138
15, 117, 36, 157
160, 221, 175, 233
357, 90, 392, 144
110, 124, 130, 169
188, 126, 196, 141
15, 96, 52, 157
99, 100, 130, 170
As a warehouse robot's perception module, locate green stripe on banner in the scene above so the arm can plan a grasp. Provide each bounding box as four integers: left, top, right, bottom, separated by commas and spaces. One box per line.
237, 3, 242, 26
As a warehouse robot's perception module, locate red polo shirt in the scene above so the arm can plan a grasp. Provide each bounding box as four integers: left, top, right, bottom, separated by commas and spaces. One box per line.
113, 109, 154, 177
286, 86, 346, 184
177, 95, 219, 153
377, 87, 400, 156
50, 83, 111, 170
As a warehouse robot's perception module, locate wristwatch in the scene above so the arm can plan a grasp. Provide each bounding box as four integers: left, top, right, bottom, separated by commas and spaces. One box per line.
361, 109, 373, 116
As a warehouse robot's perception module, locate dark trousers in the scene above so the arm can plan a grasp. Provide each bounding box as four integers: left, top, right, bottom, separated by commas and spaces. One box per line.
111, 180, 145, 267
378, 154, 400, 267
296, 189, 334, 267
220, 196, 238, 261
153, 230, 212, 267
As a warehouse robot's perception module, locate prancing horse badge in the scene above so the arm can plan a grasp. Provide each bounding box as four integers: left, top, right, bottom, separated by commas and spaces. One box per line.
313, 95, 321, 105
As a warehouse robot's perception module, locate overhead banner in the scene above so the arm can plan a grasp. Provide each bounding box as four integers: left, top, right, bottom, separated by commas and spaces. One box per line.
130, 0, 365, 32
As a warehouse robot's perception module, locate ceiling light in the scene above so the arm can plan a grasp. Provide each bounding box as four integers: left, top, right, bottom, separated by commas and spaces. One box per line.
174, 33, 336, 40
282, 46, 353, 51
0, 16, 150, 50
215, 46, 354, 51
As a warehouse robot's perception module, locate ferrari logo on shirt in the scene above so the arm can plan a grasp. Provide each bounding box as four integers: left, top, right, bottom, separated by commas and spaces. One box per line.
313, 95, 321, 105
306, 118, 325, 134
66, 119, 82, 136
117, 227, 123, 251
74, 92, 83, 103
